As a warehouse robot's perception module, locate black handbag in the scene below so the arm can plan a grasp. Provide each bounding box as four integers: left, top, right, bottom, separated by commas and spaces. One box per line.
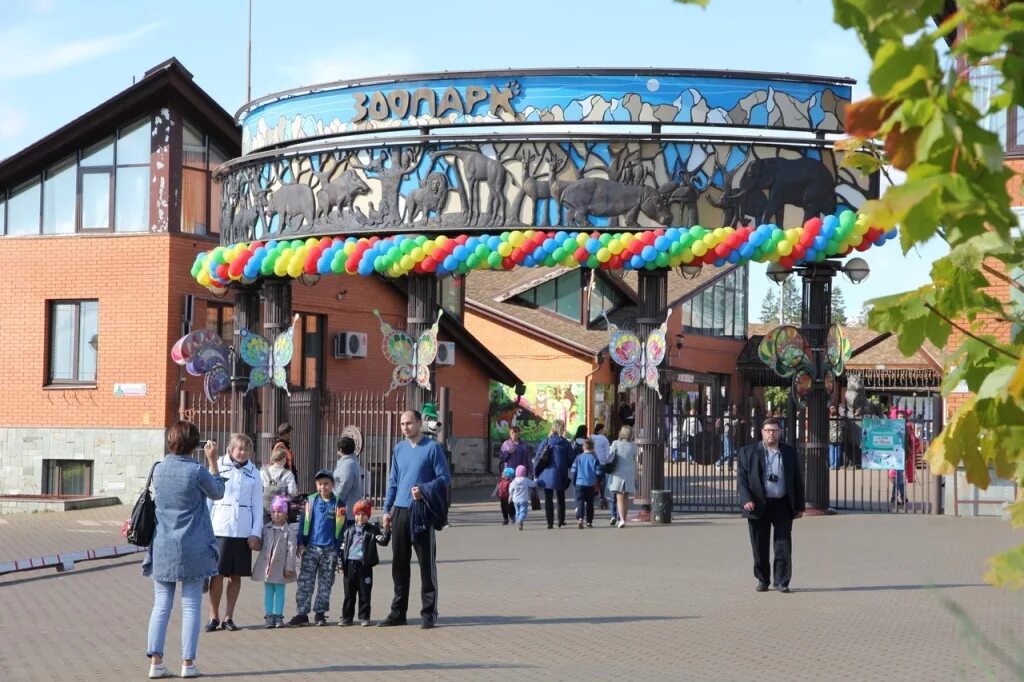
603, 451, 618, 475
127, 462, 159, 547
534, 440, 551, 475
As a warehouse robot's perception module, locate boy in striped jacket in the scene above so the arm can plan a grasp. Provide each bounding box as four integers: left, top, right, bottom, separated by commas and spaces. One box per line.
288, 469, 345, 627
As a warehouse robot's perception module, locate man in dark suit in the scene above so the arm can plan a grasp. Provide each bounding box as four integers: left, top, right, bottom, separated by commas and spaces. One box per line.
737, 417, 805, 593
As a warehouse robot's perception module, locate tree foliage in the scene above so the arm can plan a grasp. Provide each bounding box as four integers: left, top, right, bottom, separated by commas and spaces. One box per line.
832, 285, 849, 325
759, 288, 780, 323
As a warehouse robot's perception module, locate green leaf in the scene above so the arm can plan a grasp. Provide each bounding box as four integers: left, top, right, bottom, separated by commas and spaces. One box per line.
672, 0, 709, 6
869, 37, 938, 96
985, 545, 1024, 590
976, 365, 1016, 401
896, 318, 927, 356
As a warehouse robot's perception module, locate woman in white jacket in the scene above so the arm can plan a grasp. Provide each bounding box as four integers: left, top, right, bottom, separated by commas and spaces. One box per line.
206, 433, 263, 632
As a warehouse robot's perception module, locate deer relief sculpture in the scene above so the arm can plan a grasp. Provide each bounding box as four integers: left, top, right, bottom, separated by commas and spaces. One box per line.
510, 149, 552, 226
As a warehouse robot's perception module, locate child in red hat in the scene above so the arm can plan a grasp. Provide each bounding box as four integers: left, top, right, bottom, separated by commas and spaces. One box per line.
338, 499, 391, 626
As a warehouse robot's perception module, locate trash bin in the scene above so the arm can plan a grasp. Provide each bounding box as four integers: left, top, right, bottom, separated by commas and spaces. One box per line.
651, 490, 672, 524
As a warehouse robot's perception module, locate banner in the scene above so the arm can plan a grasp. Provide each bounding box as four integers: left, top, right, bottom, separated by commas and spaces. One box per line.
861, 418, 906, 470
489, 381, 585, 445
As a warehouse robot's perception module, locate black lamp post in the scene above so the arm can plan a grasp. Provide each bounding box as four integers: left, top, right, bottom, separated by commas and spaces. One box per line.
766, 257, 870, 513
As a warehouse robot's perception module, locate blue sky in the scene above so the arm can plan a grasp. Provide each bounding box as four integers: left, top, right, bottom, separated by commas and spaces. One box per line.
0, 0, 946, 319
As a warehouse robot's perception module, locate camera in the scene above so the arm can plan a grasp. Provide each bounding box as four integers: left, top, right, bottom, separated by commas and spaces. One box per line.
767, 473, 779, 483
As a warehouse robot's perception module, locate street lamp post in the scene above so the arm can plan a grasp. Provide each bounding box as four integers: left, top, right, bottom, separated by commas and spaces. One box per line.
766, 257, 869, 514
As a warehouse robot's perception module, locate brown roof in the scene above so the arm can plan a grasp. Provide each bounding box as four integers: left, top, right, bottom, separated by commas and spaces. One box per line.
466, 265, 736, 356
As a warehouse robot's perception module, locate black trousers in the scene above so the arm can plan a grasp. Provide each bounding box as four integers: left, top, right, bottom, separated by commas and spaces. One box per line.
544, 488, 566, 527
575, 485, 595, 523
342, 560, 373, 622
499, 498, 513, 522
747, 497, 794, 588
389, 506, 438, 621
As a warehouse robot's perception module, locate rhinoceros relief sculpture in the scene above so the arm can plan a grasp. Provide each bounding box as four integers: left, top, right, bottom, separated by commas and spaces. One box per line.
219, 139, 866, 241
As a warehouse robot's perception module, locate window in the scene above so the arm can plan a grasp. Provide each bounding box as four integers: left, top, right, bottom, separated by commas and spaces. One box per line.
439, 276, 464, 322
289, 312, 324, 390
43, 155, 76, 234
515, 271, 584, 321
0, 198, 5, 235
8, 178, 41, 235
1012, 267, 1024, 343
48, 300, 98, 384
114, 118, 150, 232
1009, 106, 1024, 155
205, 302, 234, 346
81, 137, 114, 231
969, 64, 1024, 155
680, 265, 748, 339
42, 459, 93, 495
588, 275, 624, 323
182, 121, 227, 235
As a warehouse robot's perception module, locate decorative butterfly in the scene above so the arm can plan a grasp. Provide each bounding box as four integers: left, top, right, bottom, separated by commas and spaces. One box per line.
602, 309, 671, 397
171, 329, 231, 402
238, 314, 298, 395
373, 309, 443, 394
758, 324, 851, 405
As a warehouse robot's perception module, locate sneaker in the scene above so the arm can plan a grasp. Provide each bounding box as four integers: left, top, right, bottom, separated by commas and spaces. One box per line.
420, 616, 435, 629
264, 615, 275, 629
360, 619, 372, 627
203, 619, 219, 633
586, 522, 593, 528
314, 612, 328, 626
274, 615, 285, 628
517, 521, 523, 530
609, 518, 618, 526
378, 614, 407, 627
220, 618, 238, 631
755, 582, 769, 592
547, 524, 553, 529
778, 586, 791, 593
148, 663, 172, 679
180, 664, 199, 678
617, 521, 626, 528
577, 520, 584, 529
338, 619, 353, 627
287, 614, 310, 627
501, 519, 509, 525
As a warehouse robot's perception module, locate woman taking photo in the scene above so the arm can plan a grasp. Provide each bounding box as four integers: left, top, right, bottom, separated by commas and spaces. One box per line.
606, 425, 637, 528
144, 421, 224, 679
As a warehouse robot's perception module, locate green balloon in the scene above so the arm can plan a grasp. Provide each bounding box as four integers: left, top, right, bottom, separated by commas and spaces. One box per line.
487, 252, 503, 268
586, 255, 599, 268
669, 242, 684, 257
815, 250, 827, 262
401, 240, 415, 254
826, 239, 840, 253
678, 234, 693, 249
466, 254, 481, 268
552, 247, 565, 262
644, 260, 658, 271
655, 252, 670, 267
599, 233, 613, 245
415, 235, 428, 246
475, 244, 489, 258
543, 255, 557, 267
690, 226, 706, 240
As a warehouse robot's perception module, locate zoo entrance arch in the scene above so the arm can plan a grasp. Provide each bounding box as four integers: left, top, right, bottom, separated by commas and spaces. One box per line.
191, 68, 894, 511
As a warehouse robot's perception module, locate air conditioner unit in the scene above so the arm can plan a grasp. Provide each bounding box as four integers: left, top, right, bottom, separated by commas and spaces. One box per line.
334, 331, 368, 359
436, 342, 455, 366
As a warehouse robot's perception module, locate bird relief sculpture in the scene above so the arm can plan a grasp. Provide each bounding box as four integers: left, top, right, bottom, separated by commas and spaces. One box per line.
373, 309, 443, 393
758, 324, 851, 405
239, 314, 298, 395
602, 309, 671, 396
171, 330, 231, 402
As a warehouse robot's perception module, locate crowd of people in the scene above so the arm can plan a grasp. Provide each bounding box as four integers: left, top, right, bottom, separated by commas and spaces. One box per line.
142, 410, 450, 679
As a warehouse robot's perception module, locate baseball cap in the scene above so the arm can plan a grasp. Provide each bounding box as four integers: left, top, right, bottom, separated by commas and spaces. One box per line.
314, 468, 333, 481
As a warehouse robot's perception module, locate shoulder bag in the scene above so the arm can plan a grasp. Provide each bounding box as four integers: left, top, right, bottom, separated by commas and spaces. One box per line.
127, 461, 159, 547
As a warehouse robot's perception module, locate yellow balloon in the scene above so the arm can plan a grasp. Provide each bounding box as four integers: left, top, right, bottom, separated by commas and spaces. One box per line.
400, 255, 414, 270
498, 242, 513, 257
620, 233, 633, 246
305, 238, 318, 248
410, 247, 424, 261
692, 241, 708, 257
703, 234, 717, 247
509, 230, 524, 247
576, 232, 588, 246
713, 227, 726, 240
777, 241, 793, 257
669, 255, 682, 267
343, 242, 356, 256
287, 261, 304, 278
197, 271, 211, 287
435, 235, 448, 246
609, 239, 623, 255
680, 248, 694, 263
597, 247, 611, 262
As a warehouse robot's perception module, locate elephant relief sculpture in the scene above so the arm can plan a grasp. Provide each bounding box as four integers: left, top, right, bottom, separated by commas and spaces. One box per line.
706, 158, 767, 227
404, 172, 450, 225
722, 156, 836, 224
432, 148, 518, 226
559, 177, 674, 227
258, 183, 316, 231
315, 169, 370, 222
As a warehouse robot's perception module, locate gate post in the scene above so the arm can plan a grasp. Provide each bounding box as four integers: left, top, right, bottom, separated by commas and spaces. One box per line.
260, 279, 292, 464
799, 263, 836, 514
405, 273, 439, 412
635, 269, 668, 510
231, 285, 260, 442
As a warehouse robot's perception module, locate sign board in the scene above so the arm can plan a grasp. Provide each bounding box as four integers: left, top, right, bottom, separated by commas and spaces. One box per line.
113, 383, 147, 397
861, 417, 905, 470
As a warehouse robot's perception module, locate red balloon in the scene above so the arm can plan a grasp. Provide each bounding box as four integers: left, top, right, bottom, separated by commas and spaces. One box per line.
455, 234, 469, 245
250, 241, 265, 251
533, 232, 548, 244
574, 246, 589, 262
779, 256, 794, 269
654, 228, 666, 237
855, 241, 871, 252
215, 263, 229, 280
792, 244, 806, 260
800, 232, 815, 247
641, 232, 657, 246
421, 257, 437, 273
629, 240, 644, 255
715, 243, 731, 259
609, 255, 623, 269
804, 217, 822, 235
502, 256, 515, 269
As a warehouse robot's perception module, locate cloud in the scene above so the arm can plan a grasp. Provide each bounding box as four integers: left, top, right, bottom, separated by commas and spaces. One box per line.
0, 102, 29, 140
0, 22, 160, 81
276, 46, 423, 89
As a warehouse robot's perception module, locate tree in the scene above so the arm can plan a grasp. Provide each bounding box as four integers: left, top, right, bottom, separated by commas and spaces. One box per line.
673, 0, 1024, 588
780, 279, 801, 325
853, 302, 873, 327
832, 285, 849, 325
759, 288, 779, 323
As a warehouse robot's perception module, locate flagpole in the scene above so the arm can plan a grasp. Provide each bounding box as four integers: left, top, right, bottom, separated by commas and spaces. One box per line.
246, 0, 253, 103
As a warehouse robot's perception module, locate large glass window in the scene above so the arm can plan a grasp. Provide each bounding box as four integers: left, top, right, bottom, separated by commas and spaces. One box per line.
115, 166, 149, 232
439, 276, 464, 322
680, 265, 748, 339
43, 156, 76, 234
48, 300, 98, 384
289, 312, 323, 390
205, 302, 234, 346
82, 137, 114, 167
116, 119, 151, 165
8, 179, 41, 235
42, 459, 93, 496
514, 271, 584, 321
81, 172, 112, 230
0, 198, 6, 235
588, 275, 624, 323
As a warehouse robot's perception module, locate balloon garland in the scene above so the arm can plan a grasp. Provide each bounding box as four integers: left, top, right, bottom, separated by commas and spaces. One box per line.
192, 209, 896, 290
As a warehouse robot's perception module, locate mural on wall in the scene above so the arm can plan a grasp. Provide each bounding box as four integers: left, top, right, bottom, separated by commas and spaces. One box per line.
218, 140, 872, 243
239, 72, 852, 154
489, 381, 586, 445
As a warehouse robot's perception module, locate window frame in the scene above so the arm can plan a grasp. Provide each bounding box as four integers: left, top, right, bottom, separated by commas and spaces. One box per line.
1008, 106, 1024, 156
204, 301, 234, 347
289, 311, 325, 391
46, 299, 99, 387
42, 459, 93, 496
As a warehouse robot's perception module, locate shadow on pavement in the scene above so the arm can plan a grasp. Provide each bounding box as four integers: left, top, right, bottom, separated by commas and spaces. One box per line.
202, 662, 531, 677
0, 555, 142, 587
439, 614, 697, 627
795, 583, 988, 593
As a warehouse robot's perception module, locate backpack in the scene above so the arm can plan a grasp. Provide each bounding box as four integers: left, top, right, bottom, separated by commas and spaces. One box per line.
497, 478, 512, 500
262, 468, 290, 521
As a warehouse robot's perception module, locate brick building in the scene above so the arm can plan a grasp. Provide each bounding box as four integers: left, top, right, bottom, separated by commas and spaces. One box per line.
0, 59, 518, 500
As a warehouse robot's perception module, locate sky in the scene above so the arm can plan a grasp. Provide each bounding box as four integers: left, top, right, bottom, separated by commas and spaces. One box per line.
0, 0, 947, 319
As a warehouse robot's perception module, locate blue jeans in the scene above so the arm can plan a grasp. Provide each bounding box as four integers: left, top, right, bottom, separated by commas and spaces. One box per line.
891, 471, 906, 502
514, 501, 529, 523
264, 583, 286, 616
147, 579, 203, 661
717, 436, 733, 465
828, 443, 841, 469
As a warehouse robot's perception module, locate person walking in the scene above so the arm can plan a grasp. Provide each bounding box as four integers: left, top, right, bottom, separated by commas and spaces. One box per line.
499, 425, 533, 476
715, 405, 739, 469
591, 423, 612, 510
144, 421, 225, 679
737, 418, 805, 593
272, 422, 298, 478
828, 405, 845, 470
533, 419, 574, 529
508, 465, 538, 530
380, 410, 451, 629
207, 434, 263, 632
606, 425, 638, 528
261, 445, 298, 524
569, 438, 600, 528
333, 436, 363, 526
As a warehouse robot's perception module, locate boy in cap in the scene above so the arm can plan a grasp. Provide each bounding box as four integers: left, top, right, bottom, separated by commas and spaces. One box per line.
288, 469, 344, 627
338, 499, 392, 626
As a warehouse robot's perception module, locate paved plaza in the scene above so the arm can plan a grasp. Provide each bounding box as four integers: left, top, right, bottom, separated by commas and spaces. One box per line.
1, 493, 1022, 681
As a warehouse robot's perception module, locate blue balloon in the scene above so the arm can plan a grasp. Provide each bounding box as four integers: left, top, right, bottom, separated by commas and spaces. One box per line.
654, 236, 669, 251
749, 232, 765, 247
317, 257, 331, 274
822, 214, 838, 232
357, 260, 375, 276
739, 244, 755, 259
523, 254, 536, 267
443, 255, 459, 271
813, 236, 827, 251
874, 235, 887, 246
665, 228, 680, 241
886, 229, 898, 239
727, 251, 741, 264
642, 245, 658, 262
487, 236, 502, 251
555, 231, 568, 244
629, 255, 645, 269
713, 258, 726, 267
804, 249, 817, 262
453, 245, 468, 260
586, 238, 601, 254
465, 237, 479, 250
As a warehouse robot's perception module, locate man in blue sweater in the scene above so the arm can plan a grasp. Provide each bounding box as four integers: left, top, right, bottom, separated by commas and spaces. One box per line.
379, 409, 451, 629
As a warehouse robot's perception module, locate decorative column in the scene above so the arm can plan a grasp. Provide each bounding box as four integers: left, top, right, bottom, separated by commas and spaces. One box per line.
230, 285, 260, 439
635, 269, 668, 504
405, 273, 439, 412
800, 263, 836, 513
260, 279, 292, 463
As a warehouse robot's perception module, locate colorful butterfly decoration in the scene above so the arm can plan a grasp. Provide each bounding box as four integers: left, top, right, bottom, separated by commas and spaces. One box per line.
373, 309, 443, 394
238, 314, 298, 395
171, 329, 231, 402
602, 309, 671, 397
758, 324, 851, 405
